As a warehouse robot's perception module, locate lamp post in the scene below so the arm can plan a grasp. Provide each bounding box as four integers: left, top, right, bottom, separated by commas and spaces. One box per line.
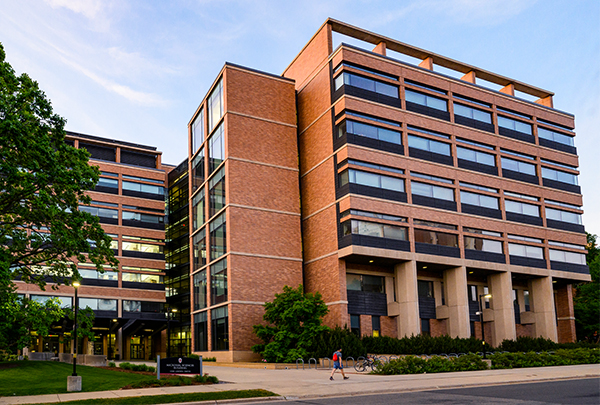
72, 281, 80, 376
478, 293, 492, 359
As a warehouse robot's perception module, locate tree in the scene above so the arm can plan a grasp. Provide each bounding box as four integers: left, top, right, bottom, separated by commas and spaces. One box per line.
0, 42, 118, 290
574, 233, 600, 341
252, 285, 329, 363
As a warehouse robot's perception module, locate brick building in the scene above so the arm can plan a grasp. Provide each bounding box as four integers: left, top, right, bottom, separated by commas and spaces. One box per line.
189, 18, 590, 360
16, 131, 170, 361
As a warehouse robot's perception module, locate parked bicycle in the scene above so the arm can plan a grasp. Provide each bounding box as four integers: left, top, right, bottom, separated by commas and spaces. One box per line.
354, 356, 380, 372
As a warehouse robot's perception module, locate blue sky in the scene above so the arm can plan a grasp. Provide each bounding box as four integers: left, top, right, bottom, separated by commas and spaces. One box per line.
1, 0, 598, 234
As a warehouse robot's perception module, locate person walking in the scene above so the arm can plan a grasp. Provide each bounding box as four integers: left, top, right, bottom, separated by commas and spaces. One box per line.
329, 348, 349, 380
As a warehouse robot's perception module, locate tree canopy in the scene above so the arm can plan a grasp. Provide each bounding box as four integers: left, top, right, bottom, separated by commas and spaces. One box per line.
0, 42, 118, 290
252, 284, 329, 363
574, 233, 600, 341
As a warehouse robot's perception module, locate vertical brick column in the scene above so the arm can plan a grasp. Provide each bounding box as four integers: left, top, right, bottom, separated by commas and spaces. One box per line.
488, 272, 516, 346
530, 276, 558, 341
555, 284, 576, 343
443, 266, 470, 338
394, 261, 420, 337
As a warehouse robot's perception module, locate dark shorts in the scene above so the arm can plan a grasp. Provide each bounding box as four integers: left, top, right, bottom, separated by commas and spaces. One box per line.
333, 362, 343, 369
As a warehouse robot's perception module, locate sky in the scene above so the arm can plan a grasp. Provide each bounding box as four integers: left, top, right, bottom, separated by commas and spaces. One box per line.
0, 0, 598, 233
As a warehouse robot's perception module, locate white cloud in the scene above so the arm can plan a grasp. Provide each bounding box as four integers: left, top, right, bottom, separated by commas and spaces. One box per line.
44, 0, 104, 19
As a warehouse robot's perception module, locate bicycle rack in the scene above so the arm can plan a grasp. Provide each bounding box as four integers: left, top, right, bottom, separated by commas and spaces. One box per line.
377, 355, 388, 364
345, 356, 355, 368
308, 358, 317, 369
322, 357, 331, 369
389, 355, 398, 362
296, 358, 304, 370
448, 353, 458, 358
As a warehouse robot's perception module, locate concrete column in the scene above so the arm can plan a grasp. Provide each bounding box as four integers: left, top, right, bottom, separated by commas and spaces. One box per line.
372, 41, 387, 56
530, 276, 558, 341
394, 261, 420, 337
443, 266, 470, 338
418, 57, 434, 70
488, 272, 516, 346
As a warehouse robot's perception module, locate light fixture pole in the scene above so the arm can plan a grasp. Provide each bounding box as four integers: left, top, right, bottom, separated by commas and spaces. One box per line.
478, 293, 492, 359
72, 281, 80, 376
166, 308, 177, 357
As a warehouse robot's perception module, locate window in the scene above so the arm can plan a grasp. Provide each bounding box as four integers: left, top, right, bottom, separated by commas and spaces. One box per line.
97, 177, 118, 189
350, 314, 361, 336
549, 249, 586, 265
524, 290, 530, 311
454, 103, 492, 123
541, 167, 578, 185
453, 94, 490, 108
342, 220, 407, 241
505, 200, 540, 217
30, 295, 72, 308
211, 258, 227, 305
122, 175, 164, 184
540, 158, 577, 171
208, 123, 225, 173
192, 149, 205, 191
457, 146, 495, 166
405, 79, 446, 95
501, 157, 536, 176
545, 200, 581, 210
418, 280, 433, 298
347, 160, 404, 175
194, 312, 208, 351
460, 182, 497, 193
122, 242, 163, 254
346, 111, 401, 127
79, 206, 118, 220
372, 316, 381, 337
122, 211, 164, 225
208, 79, 223, 131
345, 209, 406, 223
122, 181, 164, 196
546, 208, 582, 225
334, 62, 397, 80
413, 219, 457, 230
456, 138, 494, 150
193, 229, 206, 269
460, 191, 499, 209
407, 125, 450, 139
498, 116, 532, 134
504, 191, 539, 201
192, 108, 205, 153
193, 270, 207, 310
78, 269, 118, 280
192, 190, 205, 231
548, 240, 585, 250
497, 106, 530, 120
340, 120, 402, 145
78, 298, 117, 311
339, 169, 405, 192
346, 274, 385, 293
538, 127, 574, 147
209, 167, 225, 216
411, 181, 454, 201
122, 273, 163, 283
421, 319, 430, 336
508, 234, 542, 243
334, 72, 399, 98
464, 236, 503, 253
463, 227, 502, 237
414, 229, 458, 247
209, 213, 226, 260
405, 89, 448, 111
509, 243, 544, 259
211, 305, 229, 351
122, 300, 141, 312
408, 135, 451, 156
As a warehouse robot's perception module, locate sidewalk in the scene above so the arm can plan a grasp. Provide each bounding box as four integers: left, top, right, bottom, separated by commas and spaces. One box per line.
1, 363, 598, 404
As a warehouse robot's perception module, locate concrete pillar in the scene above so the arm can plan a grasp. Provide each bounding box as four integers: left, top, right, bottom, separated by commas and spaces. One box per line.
554, 284, 575, 343
488, 272, 516, 346
394, 261, 420, 337
500, 83, 515, 96
535, 95, 554, 108
530, 276, 558, 341
443, 266, 470, 338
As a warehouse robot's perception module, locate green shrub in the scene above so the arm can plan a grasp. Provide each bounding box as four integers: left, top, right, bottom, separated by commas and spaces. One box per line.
373, 353, 488, 375
490, 348, 600, 369
108, 361, 116, 368
188, 354, 199, 360
117, 362, 155, 372
203, 357, 217, 362
194, 374, 219, 383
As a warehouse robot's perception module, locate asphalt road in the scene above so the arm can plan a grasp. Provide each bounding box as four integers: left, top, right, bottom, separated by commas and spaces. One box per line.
238, 377, 600, 404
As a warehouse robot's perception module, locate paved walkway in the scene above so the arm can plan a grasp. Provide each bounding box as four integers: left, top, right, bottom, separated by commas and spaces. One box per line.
1, 363, 598, 404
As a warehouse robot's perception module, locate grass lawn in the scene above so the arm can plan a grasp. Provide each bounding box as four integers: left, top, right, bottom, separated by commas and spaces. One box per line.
0, 361, 156, 396
35, 389, 277, 405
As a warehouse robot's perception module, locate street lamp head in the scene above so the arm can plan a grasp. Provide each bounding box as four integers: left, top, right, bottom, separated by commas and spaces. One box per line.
72, 281, 81, 288
483, 294, 492, 299
171, 308, 178, 313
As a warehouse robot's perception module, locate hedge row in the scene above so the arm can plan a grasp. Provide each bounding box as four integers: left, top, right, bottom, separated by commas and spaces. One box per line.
372, 353, 488, 375
490, 348, 600, 369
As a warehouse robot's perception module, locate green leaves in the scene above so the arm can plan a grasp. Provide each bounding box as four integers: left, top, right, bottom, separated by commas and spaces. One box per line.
574, 233, 600, 341
252, 285, 329, 363
0, 41, 118, 292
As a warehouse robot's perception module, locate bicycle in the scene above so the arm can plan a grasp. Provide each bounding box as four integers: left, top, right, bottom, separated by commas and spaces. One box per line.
354, 356, 380, 372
